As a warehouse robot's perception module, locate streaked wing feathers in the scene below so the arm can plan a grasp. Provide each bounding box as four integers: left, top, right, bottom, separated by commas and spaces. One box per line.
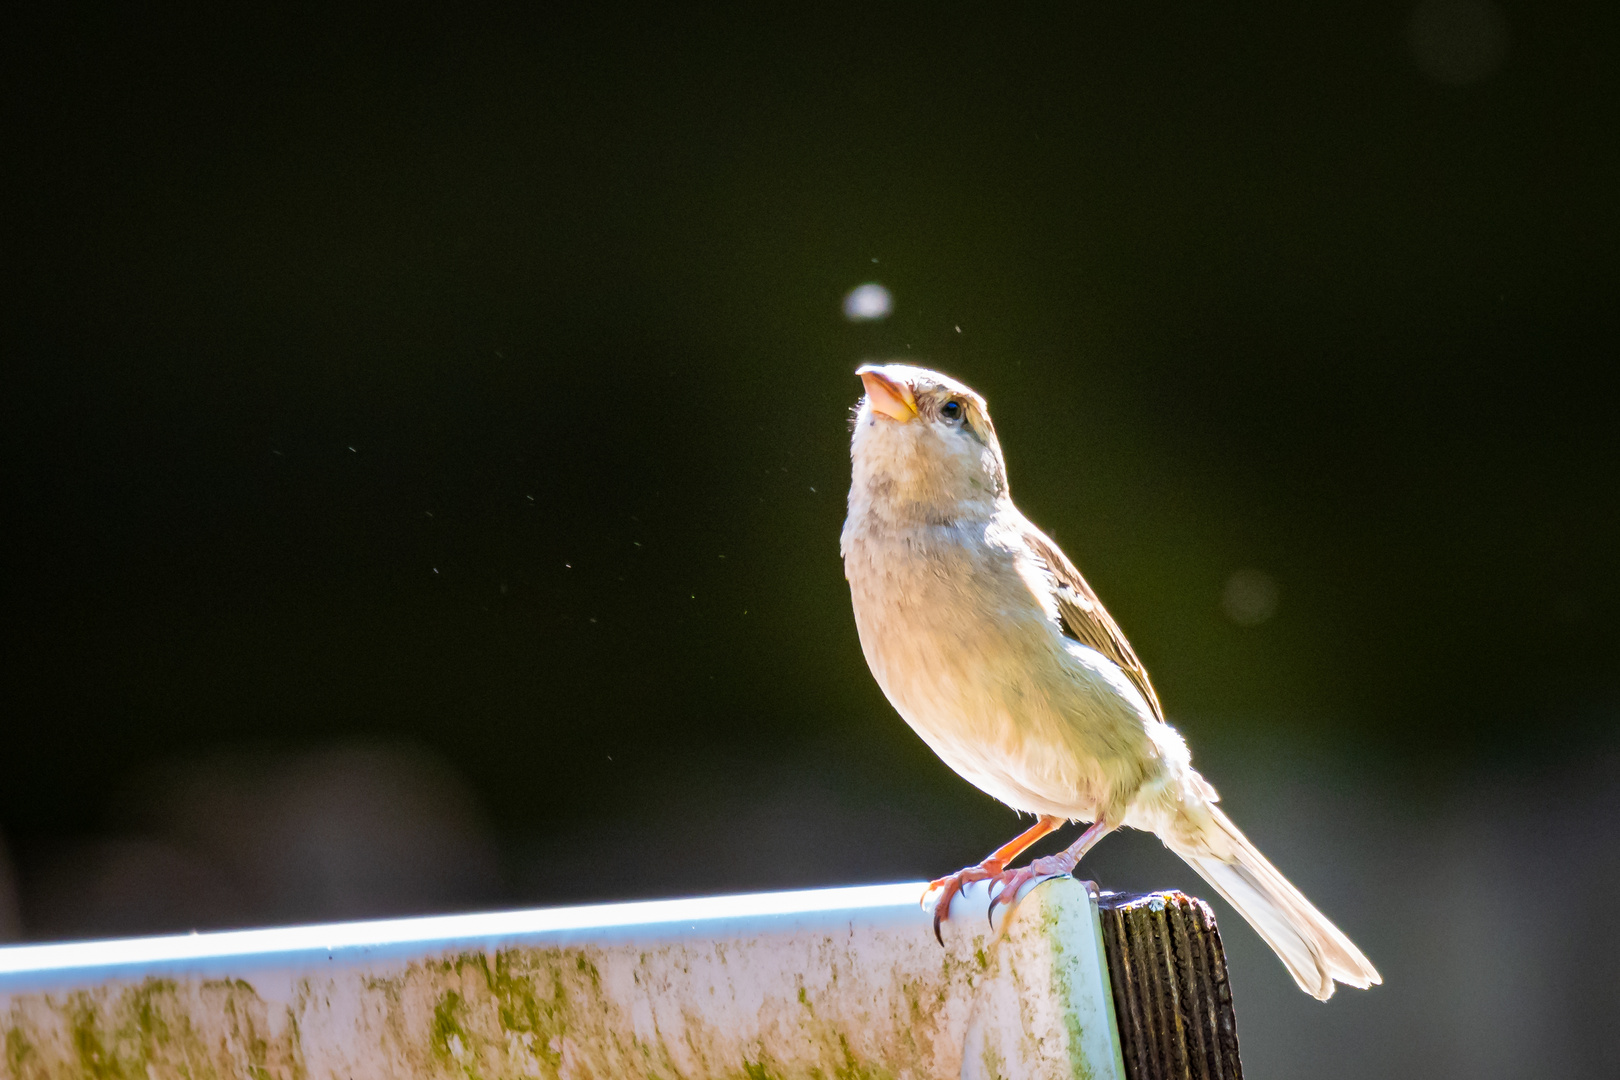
1021, 527, 1165, 722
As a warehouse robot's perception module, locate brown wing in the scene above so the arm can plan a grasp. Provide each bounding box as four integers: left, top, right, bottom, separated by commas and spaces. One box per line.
1020, 526, 1166, 722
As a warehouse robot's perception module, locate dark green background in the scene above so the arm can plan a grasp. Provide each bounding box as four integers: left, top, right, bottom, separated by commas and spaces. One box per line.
3, 3, 1618, 1073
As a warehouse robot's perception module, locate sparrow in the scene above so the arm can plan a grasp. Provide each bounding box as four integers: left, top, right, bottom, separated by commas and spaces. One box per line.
840, 363, 1380, 1001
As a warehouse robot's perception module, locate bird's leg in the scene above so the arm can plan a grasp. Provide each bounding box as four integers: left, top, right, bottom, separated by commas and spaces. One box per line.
985, 817, 1115, 927
924, 814, 1063, 944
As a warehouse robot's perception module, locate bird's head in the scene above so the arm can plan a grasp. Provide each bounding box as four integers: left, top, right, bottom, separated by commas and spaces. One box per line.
849, 364, 1008, 521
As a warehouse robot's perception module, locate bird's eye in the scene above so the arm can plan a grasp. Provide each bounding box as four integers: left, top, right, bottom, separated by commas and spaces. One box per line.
940, 400, 963, 423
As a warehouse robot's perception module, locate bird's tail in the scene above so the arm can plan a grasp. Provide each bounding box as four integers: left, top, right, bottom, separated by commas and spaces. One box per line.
1162, 801, 1381, 1001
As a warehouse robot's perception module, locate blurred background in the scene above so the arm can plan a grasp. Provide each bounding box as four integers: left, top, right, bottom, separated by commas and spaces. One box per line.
2, 1, 1617, 1076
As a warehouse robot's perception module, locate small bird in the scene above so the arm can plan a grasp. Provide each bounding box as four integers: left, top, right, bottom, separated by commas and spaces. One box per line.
841, 363, 1380, 1001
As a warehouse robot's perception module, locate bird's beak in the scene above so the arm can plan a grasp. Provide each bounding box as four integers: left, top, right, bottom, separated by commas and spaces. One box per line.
858, 367, 918, 423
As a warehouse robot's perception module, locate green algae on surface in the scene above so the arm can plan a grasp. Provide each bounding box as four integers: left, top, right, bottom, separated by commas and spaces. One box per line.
0, 879, 1123, 1080
2, 976, 299, 1080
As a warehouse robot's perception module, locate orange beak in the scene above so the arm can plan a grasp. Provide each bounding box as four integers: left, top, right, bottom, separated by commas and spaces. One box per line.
857, 366, 918, 423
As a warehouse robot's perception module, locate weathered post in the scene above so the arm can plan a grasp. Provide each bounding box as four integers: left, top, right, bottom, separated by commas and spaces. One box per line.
1097, 892, 1244, 1080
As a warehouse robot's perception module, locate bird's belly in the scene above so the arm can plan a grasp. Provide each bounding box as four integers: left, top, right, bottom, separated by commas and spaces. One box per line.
847, 549, 1152, 820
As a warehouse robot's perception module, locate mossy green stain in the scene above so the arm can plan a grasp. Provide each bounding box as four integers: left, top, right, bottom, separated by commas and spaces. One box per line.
283, 1005, 309, 1080
6, 1025, 36, 1077
125, 978, 175, 1054
431, 989, 470, 1064
68, 994, 119, 1080
0, 920, 1015, 1080
468, 947, 609, 1070
476, 951, 544, 1037
204, 978, 275, 1076
1049, 929, 1094, 1080
829, 1031, 896, 1080
1044, 893, 1100, 1080
1049, 939, 1093, 1080
573, 951, 604, 997
979, 1040, 1007, 1080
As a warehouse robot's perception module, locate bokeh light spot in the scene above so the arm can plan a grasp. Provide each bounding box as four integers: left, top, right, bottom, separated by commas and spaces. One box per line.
843, 283, 892, 321
1221, 569, 1281, 627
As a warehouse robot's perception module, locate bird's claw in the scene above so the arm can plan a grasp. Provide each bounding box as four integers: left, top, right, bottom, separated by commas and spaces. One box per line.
922, 860, 1006, 945
984, 852, 1081, 931
925, 852, 1089, 943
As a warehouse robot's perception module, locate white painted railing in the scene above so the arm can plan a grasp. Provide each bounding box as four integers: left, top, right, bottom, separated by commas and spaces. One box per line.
0, 877, 1124, 1080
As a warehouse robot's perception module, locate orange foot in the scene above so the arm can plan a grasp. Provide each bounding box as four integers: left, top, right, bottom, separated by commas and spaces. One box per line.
923, 814, 1066, 944
926, 857, 1097, 943
928, 817, 1114, 942
983, 852, 1098, 931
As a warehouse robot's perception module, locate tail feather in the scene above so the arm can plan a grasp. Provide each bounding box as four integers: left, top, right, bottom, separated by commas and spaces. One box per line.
1165, 804, 1381, 1001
